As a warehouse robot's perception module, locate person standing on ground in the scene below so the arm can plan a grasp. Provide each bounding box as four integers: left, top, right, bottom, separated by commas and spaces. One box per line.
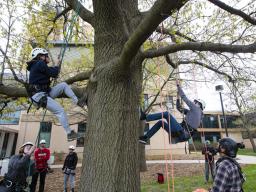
0, 142, 36, 192
202, 140, 217, 183
62, 145, 78, 192
30, 139, 50, 192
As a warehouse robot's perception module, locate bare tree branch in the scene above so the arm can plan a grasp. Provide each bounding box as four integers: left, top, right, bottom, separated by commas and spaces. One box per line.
119, 0, 187, 69
177, 60, 234, 82
64, 0, 94, 26
145, 69, 175, 113
142, 41, 256, 58
0, 47, 25, 84
208, 0, 256, 25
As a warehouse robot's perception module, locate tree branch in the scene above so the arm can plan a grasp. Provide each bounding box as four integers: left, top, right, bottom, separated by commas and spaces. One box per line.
64, 0, 94, 26
0, 84, 85, 98
155, 27, 197, 42
119, 0, 187, 69
142, 41, 256, 58
0, 47, 25, 84
208, 0, 256, 25
145, 69, 175, 113
177, 60, 234, 82
64, 70, 92, 84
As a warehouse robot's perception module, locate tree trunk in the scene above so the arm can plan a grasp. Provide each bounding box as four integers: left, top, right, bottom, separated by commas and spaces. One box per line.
139, 120, 147, 172
79, 1, 143, 191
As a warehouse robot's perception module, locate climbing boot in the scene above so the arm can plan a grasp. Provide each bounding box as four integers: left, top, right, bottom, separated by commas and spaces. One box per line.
139, 135, 148, 144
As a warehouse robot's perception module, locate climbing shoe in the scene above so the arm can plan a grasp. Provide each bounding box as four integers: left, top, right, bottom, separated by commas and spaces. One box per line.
139, 135, 148, 144
67, 130, 78, 141
77, 98, 86, 108
140, 109, 147, 120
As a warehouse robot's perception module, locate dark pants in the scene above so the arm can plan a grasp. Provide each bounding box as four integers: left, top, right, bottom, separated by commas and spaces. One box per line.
30, 171, 47, 192
204, 160, 215, 182
144, 111, 188, 142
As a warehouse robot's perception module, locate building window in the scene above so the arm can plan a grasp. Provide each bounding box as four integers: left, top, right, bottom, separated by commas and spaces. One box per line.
0, 111, 20, 125
39, 122, 52, 148
220, 115, 241, 129
77, 123, 86, 147
202, 115, 218, 128
0, 133, 9, 158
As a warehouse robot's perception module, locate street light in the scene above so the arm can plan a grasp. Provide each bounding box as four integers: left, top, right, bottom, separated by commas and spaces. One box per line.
215, 85, 229, 137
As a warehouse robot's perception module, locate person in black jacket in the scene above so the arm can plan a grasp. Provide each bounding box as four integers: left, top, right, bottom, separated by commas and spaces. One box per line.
62, 145, 78, 192
27, 48, 86, 141
202, 140, 217, 183
0, 142, 36, 192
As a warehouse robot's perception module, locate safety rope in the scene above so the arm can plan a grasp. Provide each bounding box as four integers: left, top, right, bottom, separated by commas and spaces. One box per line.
158, 23, 175, 192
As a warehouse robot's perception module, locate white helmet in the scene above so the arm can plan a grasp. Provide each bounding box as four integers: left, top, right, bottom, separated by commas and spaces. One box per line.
21, 141, 34, 148
195, 99, 206, 110
69, 145, 75, 150
39, 139, 46, 144
30, 47, 48, 60
205, 140, 211, 145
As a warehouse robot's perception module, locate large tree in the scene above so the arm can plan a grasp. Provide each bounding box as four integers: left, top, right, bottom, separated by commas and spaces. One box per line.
1, 0, 256, 191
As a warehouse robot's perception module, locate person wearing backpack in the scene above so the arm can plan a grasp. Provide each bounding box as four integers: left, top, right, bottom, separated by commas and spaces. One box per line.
194, 138, 245, 192
62, 145, 78, 192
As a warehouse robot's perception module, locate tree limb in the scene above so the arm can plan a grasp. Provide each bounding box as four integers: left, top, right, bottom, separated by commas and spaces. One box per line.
0, 84, 85, 98
119, 0, 187, 69
145, 69, 175, 113
177, 60, 234, 82
155, 27, 197, 42
0, 47, 25, 84
142, 41, 256, 58
64, 0, 94, 26
64, 70, 92, 84
208, 0, 256, 25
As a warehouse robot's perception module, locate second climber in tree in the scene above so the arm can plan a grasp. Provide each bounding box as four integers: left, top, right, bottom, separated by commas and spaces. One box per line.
26, 48, 85, 141
139, 81, 205, 144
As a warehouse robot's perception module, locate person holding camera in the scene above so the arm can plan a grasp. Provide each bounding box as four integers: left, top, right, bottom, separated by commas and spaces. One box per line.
202, 140, 217, 183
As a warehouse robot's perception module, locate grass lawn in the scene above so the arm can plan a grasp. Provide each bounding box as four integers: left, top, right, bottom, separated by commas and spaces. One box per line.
237, 148, 256, 156
141, 165, 256, 192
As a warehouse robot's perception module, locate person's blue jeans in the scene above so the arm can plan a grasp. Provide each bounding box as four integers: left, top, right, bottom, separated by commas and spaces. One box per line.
144, 111, 187, 141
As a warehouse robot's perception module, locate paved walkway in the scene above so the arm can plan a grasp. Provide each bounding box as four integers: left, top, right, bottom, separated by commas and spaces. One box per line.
50, 155, 256, 169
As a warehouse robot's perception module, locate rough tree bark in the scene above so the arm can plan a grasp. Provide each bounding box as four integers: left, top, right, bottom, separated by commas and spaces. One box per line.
79, 1, 143, 191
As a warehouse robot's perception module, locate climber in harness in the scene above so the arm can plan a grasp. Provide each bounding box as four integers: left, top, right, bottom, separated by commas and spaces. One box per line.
0, 142, 36, 192
139, 81, 205, 144
26, 48, 86, 141
194, 138, 246, 192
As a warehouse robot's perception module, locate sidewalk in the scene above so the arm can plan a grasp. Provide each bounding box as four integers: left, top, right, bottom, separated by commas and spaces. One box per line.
50, 155, 256, 169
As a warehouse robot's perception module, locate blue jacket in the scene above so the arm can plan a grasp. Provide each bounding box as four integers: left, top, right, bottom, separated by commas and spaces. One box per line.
27, 60, 59, 85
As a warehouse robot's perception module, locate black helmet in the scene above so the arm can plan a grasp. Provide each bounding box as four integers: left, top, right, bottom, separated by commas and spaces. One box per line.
219, 138, 245, 158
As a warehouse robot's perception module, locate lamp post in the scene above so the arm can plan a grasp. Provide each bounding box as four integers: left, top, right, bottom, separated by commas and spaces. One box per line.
215, 85, 228, 137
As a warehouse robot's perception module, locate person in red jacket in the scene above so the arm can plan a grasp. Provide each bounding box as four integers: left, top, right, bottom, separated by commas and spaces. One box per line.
29, 139, 50, 192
